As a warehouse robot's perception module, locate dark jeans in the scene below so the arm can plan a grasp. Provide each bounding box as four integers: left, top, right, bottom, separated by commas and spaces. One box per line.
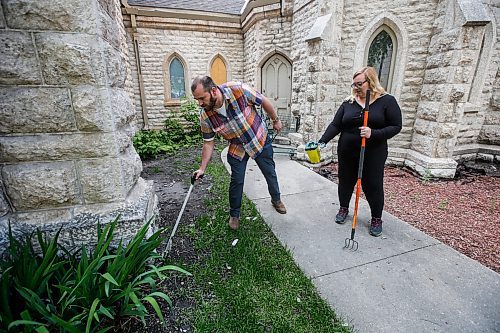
227, 138, 281, 218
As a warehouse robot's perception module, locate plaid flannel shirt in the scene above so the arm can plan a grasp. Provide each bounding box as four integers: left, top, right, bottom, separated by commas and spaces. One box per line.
199, 82, 268, 160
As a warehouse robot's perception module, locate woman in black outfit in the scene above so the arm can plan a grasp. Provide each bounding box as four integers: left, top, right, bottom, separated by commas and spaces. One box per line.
318, 67, 402, 236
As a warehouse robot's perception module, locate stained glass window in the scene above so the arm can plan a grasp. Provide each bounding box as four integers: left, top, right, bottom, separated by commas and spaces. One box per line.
170, 58, 185, 99
368, 30, 393, 90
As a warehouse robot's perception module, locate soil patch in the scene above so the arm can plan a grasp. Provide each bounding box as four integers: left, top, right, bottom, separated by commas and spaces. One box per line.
120, 146, 212, 333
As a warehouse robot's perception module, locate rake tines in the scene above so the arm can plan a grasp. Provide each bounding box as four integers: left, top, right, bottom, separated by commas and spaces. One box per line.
344, 238, 358, 251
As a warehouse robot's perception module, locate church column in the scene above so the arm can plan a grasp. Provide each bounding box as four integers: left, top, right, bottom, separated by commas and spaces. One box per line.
0, 0, 157, 251
408, 0, 491, 177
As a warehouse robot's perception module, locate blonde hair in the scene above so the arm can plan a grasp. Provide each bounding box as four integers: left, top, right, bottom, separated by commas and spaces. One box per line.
348, 66, 386, 102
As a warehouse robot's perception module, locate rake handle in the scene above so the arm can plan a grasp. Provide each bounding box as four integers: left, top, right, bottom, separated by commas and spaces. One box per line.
350, 90, 371, 233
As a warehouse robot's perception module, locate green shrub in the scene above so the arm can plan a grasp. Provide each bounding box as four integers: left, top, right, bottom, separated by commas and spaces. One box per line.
133, 97, 202, 159
0, 217, 191, 333
132, 129, 173, 158
179, 97, 200, 134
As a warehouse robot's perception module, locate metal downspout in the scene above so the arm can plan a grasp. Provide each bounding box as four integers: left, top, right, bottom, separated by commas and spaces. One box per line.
122, 0, 149, 129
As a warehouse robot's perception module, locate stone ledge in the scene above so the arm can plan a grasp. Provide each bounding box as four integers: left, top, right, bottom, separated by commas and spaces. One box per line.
404, 150, 457, 178
452, 143, 500, 157
0, 178, 158, 254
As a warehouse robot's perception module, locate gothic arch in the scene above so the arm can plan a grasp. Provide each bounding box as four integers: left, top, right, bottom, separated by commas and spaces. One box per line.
207, 53, 231, 84
163, 51, 190, 105
353, 13, 408, 99
255, 49, 292, 91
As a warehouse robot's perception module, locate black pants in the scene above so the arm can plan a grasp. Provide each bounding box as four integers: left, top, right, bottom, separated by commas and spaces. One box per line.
337, 143, 388, 219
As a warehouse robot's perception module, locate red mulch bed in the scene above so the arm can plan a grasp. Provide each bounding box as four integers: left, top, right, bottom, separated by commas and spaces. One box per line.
315, 162, 500, 273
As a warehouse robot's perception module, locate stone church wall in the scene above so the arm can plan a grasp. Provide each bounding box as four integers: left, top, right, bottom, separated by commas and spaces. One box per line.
242, 3, 293, 87
122, 15, 245, 129
289, 0, 321, 144
121, 0, 499, 176
0, 0, 157, 252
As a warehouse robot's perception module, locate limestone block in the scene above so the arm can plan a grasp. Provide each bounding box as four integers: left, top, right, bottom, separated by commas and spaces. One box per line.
423, 67, 450, 84
458, 49, 478, 66
428, 29, 460, 53
71, 86, 113, 132
442, 123, 459, 139
413, 118, 439, 137
2, 162, 81, 210
110, 88, 136, 128
104, 43, 128, 87
478, 125, 500, 144
0, 87, 75, 134
119, 146, 142, 194
0, 31, 42, 84
405, 150, 457, 178
416, 102, 441, 121
14, 208, 72, 225
436, 104, 454, 123
76, 158, 125, 204
35, 33, 105, 85
483, 111, 500, 125
99, 12, 122, 53
2, 0, 96, 33
306, 84, 316, 102
410, 132, 436, 156
425, 51, 456, 69
1, 178, 158, 254
0, 133, 118, 162
420, 84, 447, 101
435, 138, 454, 158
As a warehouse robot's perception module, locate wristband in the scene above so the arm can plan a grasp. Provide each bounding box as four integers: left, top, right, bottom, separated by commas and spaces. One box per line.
272, 117, 280, 123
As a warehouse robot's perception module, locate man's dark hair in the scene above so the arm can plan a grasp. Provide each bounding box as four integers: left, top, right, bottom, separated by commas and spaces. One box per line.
191, 75, 217, 93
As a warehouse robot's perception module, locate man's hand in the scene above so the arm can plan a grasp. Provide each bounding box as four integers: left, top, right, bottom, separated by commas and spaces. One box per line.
273, 119, 282, 133
193, 169, 205, 181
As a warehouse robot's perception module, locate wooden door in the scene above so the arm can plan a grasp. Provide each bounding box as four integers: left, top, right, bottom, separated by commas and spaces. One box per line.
210, 56, 227, 85
261, 54, 292, 133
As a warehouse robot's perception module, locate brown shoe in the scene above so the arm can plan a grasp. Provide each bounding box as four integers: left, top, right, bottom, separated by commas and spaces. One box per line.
228, 216, 240, 230
271, 200, 287, 214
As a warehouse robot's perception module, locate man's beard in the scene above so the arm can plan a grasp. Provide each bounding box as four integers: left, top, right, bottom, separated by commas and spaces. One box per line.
203, 94, 217, 112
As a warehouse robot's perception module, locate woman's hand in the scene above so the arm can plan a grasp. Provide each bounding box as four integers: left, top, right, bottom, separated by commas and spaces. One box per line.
359, 126, 371, 138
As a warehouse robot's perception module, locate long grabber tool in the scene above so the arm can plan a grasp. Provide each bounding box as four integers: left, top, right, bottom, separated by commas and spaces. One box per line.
165, 173, 202, 253
344, 89, 371, 251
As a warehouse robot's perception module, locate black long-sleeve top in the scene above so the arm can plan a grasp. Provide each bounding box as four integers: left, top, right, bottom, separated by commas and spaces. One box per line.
319, 94, 402, 151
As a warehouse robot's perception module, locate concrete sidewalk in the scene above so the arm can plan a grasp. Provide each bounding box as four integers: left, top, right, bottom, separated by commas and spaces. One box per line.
221, 148, 500, 333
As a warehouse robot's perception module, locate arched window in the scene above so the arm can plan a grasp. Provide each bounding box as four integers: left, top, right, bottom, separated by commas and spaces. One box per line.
169, 57, 185, 99
210, 56, 227, 85
367, 28, 396, 90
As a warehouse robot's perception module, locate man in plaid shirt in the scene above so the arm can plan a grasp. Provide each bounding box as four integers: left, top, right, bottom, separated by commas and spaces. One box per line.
191, 76, 287, 230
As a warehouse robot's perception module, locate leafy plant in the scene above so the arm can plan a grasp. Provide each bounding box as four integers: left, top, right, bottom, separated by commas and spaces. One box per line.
420, 168, 433, 184
132, 97, 202, 160
0, 217, 191, 332
179, 97, 200, 133
438, 199, 449, 210
132, 130, 173, 159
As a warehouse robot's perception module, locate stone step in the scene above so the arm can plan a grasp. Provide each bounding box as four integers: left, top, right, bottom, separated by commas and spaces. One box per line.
273, 136, 291, 145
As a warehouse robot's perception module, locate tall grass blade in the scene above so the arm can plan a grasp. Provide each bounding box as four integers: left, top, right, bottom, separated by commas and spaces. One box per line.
143, 296, 165, 325
85, 299, 100, 333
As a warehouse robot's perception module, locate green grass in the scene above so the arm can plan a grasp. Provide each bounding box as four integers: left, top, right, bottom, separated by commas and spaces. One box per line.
183, 157, 351, 332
